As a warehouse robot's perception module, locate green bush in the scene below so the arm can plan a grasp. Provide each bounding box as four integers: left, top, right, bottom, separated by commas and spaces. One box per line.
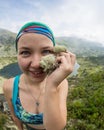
0, 112, 8, 130
66, 65, 104, 130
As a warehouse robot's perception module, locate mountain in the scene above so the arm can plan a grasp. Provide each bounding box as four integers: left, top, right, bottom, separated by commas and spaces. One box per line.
0, 28, 104, 57
0, 28, 16, 56
0, 28, 16, 45
56, 36, 104, 57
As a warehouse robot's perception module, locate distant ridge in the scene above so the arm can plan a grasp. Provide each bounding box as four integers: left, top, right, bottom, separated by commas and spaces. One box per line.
0, 28, 104, 57
56, 36, 104, 57
0, 28, 16, 45
0, 28, 16, 38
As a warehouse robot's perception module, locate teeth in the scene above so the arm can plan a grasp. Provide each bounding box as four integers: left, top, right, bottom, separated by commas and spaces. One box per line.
31, 71, 42, 75
30, 69, 44, 76
34, 72, 41, 74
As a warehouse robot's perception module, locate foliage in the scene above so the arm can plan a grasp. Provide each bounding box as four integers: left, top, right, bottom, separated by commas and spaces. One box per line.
0, 112, 8, 130
66, 57, 104, 130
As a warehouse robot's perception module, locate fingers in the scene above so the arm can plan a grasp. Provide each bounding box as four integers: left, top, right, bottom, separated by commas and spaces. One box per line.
57, 51, 76, 65
56, 51, 76, 73
69, 52, 76, 65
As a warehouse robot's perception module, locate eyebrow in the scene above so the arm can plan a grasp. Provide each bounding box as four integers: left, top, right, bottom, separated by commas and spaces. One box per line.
18, 46, 53, 51
18, 47, 30, 50
41, 46, 53, 50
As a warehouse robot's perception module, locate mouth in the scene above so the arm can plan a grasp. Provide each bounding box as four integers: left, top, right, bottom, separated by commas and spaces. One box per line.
29, 69, 46, 78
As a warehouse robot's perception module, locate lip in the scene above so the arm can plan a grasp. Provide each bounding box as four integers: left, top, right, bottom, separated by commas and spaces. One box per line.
29, 70, 45, 78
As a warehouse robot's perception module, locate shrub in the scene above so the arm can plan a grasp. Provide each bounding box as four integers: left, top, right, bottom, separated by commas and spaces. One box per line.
66, 68, 104, 130
0, 112, 8, 130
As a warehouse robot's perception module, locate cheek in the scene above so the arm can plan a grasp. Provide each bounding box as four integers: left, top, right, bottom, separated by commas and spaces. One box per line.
18, 57, 30, 71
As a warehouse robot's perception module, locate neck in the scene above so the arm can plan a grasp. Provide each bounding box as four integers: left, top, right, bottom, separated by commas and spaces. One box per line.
22, 74, 47, 89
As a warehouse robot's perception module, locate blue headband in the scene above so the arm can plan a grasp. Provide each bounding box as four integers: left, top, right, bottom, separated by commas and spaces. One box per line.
16, 22, 55, 50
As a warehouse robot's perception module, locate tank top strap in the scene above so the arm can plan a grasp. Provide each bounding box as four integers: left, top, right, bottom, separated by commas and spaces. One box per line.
12, 75, 20, 111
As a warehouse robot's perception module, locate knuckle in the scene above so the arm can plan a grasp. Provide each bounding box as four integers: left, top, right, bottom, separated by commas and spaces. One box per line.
65, 66, 73, 73
72, 53, 76, 58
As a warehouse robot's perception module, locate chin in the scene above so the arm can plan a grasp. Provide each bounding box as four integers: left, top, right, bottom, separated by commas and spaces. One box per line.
25, 71, 47, 82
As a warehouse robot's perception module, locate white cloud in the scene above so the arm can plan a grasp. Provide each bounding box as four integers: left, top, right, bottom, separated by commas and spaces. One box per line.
0, 0, 104, 44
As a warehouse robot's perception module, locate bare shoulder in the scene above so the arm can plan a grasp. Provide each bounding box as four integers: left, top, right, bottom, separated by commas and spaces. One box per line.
3, 77, 14, 98
3, 77, 20, 121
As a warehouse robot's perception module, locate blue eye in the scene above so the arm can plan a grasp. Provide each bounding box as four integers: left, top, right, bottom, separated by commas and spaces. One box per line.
42, 50, 52, 55
20, 51, 30, 57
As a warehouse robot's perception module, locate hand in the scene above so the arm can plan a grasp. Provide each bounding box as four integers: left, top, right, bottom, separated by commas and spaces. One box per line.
47, 51, 76, 87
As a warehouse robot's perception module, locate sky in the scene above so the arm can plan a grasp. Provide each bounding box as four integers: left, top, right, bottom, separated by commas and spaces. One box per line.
0, 0, 104, 44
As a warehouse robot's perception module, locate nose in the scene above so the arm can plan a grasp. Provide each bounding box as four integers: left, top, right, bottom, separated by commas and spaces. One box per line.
30, 54, 41, 68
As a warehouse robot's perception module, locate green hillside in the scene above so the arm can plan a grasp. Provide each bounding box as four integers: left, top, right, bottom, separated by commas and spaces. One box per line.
0, 28, 16, 56
0, 28, 16, 45
66, 56, 104, 130
56, 37, 104, 57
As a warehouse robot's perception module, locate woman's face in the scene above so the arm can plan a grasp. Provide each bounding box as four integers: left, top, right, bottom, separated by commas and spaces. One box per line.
17, 33, 53, 82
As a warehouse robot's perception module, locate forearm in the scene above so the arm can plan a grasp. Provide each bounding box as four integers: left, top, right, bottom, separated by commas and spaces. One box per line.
44, 84, 65, 130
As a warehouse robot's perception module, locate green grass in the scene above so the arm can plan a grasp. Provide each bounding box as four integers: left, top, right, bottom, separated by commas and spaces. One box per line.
0, 57, 17, 69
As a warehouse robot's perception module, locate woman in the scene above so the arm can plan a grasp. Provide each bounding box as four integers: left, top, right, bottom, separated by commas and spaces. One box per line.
3, 21, 76, 130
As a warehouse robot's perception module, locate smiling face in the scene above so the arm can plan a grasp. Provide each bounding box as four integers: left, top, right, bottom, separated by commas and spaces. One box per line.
17, 33, 54, 82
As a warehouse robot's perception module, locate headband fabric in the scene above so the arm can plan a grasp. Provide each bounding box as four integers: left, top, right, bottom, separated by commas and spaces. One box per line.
16, 22, 55, 50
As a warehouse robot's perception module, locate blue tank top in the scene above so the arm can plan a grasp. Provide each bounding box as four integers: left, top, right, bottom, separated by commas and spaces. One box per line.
12, 75, 43, 125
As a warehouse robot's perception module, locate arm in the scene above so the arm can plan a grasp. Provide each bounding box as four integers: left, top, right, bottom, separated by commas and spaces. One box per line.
44, 52, 76, 130
3, 79, 23, 130
44, 79, 68, 130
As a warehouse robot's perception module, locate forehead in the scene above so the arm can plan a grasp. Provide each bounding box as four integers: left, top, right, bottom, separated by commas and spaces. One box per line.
18, 33, 53, 49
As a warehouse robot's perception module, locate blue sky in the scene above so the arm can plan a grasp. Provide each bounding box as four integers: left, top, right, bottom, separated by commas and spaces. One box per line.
0, 0, 104, 44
